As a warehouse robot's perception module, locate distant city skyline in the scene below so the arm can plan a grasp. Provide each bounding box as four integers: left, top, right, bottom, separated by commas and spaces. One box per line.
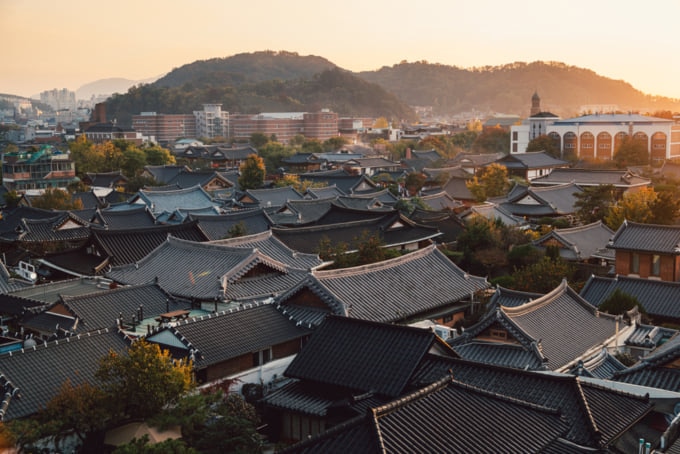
3, 0, 680, 100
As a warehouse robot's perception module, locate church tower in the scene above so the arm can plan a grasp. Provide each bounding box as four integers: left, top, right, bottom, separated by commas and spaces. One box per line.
530, 91, 541, 116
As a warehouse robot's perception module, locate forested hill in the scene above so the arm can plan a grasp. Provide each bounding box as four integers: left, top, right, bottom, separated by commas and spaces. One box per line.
106, 52, 416, 125
154, 50, 337, 88
358, 61, 680, 117
105, 52, 680, 126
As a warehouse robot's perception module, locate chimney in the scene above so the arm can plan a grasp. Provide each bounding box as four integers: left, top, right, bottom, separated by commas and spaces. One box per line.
405, 148, 412, 160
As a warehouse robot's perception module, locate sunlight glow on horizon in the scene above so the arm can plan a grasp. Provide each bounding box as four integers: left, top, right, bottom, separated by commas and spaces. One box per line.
3, 0, 680, 100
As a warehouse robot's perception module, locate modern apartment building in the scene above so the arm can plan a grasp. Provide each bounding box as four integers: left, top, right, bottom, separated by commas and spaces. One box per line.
132, 112, 197, 144
194, 104, 229, 139
2, 145, 77, 191
40, 88, 76, 112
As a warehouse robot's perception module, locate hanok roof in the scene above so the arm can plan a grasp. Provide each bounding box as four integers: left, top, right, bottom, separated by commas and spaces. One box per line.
91, 220, 209, 267
532, 221, 615, 261
91, 205, 156, 229
495, 182, 584, 217
131, 185, 221, 216
142, 165, 192, 184
414, 191, 461, 211
275, 245, 488, 325
461, 202, 528, 227
297, 172, 379, 195
407, 208, 465, 244
612, 335, 680, 392
607, 220, 680, 254
7, 212, 91, 244
0, 262, 34, 294
61, 282, 188, 333
147, 303, 310, 370
580, 275, 680, 321
188, 208, 272, 241
106, 236, 308, 302
531, 168, 651, 189
0, 328, 129, 420
268, 198, 334, 226
343, 157, 400, 170
495, 151, 569, 169
71, 191, 107, 210
280, 376, 570, 454
8, 277, 116, 304
568, 348, 627, 379
238, 186, 305, 208
412, 149, 442, 162
208, 230, 323, 270
284, 315, 457, 397
336, 190, 398, 208
488, 286, 542, 309
271, 213, 441, 254
411, 356, 655, 450
448, 152, 505, 168
304, 185, 346, 200
450, 279, 619, 371
165, 169, 235, 191
84, 171, 128, 188
624, 322, 677, 349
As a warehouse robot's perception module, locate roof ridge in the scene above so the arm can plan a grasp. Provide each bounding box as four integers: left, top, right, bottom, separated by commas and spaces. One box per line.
312, 245, 436, 278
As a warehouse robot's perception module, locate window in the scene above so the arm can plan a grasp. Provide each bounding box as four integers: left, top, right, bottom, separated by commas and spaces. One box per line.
631, 253, 640, 274
490, 329, 507, 340
512, 131, 518, 140
652, 255, 661, 276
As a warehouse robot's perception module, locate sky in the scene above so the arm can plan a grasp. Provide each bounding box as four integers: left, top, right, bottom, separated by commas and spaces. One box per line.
3, 0, 680, 99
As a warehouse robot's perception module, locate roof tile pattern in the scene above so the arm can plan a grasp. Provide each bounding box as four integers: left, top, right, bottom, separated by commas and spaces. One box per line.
608, 221, 680, 254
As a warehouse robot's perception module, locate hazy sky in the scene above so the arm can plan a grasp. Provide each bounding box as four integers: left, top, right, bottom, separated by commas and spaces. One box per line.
3, 0, 680, 99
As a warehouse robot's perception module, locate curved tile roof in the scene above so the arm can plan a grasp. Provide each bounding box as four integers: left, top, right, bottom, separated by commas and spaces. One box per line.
608, 220, 680, 254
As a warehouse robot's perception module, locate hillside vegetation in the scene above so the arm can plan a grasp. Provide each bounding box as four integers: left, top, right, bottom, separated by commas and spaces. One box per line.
104, 52, 680, 126
358, 60, 680, 117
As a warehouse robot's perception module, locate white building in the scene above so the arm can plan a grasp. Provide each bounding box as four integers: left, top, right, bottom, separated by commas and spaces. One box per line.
193, 104, 229, 139
40, 88, 76, 112
510, 93, 680, 162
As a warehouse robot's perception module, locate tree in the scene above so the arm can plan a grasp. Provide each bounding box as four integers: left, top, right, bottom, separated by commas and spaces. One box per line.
3, 190, 21, 208
127, 175, 161, 193
471, 127, 510, 154
249, 132, 270, 149
510, 256, 575, 293
373, 117, 389, 128
96, 340, 193, 420
614, 136, 649, 168
573, 184, 616, 224
450, 131, 479, 151
144, 145, 176, 166
238, 154, 266, 190
650, 189, 680, 224
30, 188, 84, 210
526, 134, 561, 158
227, 222, 247, 238
113, 436, 198, 454
323, 136, 348, 152
301, 139, 323, 154
150, 384, 260, 454
599, 288, 645, 316
122, 148, 148, 176
466, 163, 510, 202
258, 141, 294, 173
605, 187, 657, 230
404, 172, 427, 196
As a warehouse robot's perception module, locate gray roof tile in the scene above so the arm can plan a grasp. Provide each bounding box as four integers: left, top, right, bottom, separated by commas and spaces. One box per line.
608, 220, 680, 254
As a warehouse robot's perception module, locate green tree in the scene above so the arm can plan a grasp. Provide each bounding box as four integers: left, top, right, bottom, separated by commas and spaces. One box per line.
144, 145, 176, 166
122, 148, 148, 177
113, 436, 198, 454
450, 131, 479, 151
471, 127, 510, 154
3, 190, 21, 208
573, 184, 616, 224
301, 139, 323, 154
526, 134, 561, 158
599, 288, 645, 316
614, 136, 649, 168
150, 384, 260, 454
249, 132, 270, 149
127, 175, 161, 193
96, 340, 193, 420
404, 172, 427, 196
323, 136, 348, 151
510, 256, 575, 293
227, 222, 247, 238
258, 141, 294, 173
238, 154, 266, 190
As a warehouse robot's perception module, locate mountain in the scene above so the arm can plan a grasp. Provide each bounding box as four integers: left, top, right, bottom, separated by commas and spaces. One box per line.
76, 76, 162, 100
103, 52, 680, 127
105, 52, 415, 125
358, 61, 680, 117
154, 50, 337, 88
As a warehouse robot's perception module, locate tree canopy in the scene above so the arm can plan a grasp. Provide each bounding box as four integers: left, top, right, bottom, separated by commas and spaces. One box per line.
238, 154, 266, 190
